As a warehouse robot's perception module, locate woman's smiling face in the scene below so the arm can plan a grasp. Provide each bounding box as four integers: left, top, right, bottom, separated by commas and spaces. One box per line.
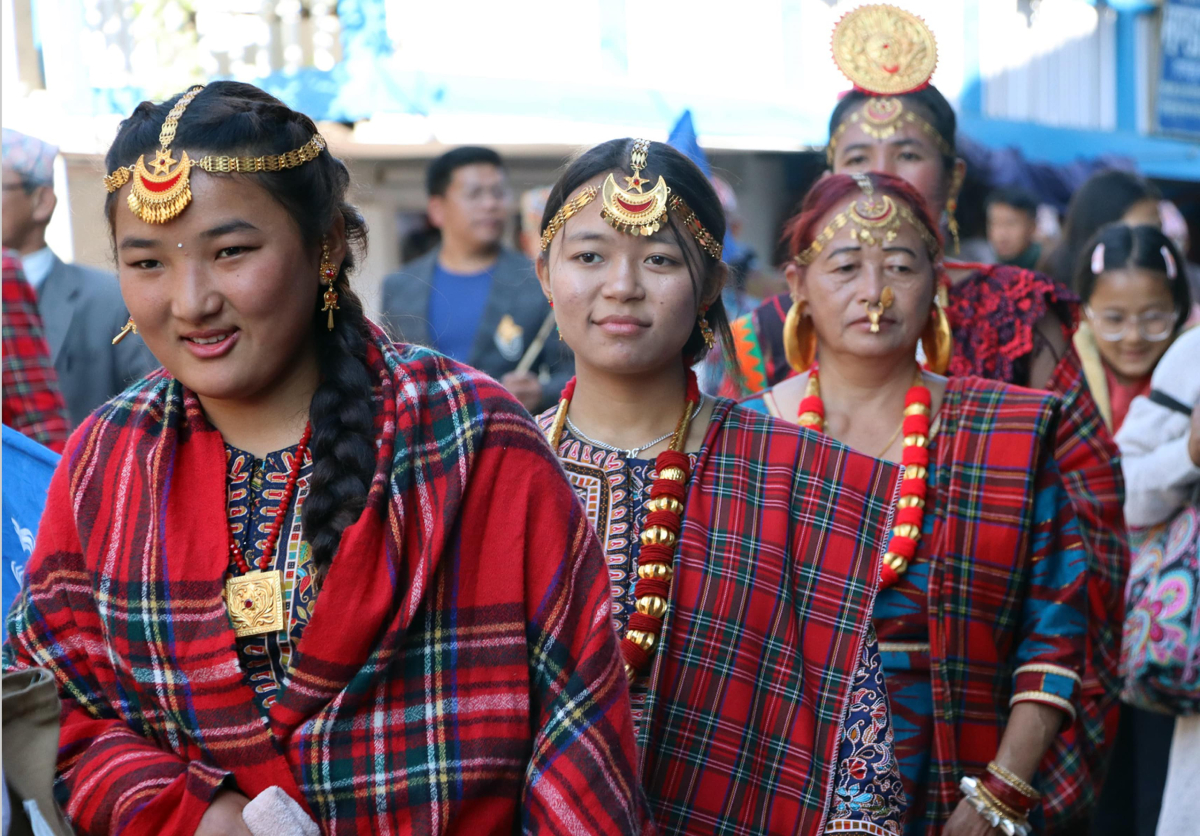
538, 175, 720, 378
113, 170, 329, 404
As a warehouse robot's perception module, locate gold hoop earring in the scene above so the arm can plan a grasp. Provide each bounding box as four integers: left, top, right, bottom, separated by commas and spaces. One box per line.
784, 300, 817, 372
319, 241, 339, 331
112, 316, 138, 345
921, 301, 953, 375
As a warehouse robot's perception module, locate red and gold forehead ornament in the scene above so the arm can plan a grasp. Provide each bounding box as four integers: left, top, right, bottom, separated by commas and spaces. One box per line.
540, 138, 723, 260
826, 5, 951, 165
795, 173, 941, 266
103, 85, 327, 224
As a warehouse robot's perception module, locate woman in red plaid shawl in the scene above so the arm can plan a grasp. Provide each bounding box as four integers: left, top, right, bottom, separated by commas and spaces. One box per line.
535, 138, 906, 836
2, 82, 653, 836
743, 172, 1091, 836
727, 9, 1127, 816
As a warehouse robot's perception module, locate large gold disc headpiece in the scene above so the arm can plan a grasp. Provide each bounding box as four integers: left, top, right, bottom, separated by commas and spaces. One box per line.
831, 4, 938, 96
104, 85, 327, 224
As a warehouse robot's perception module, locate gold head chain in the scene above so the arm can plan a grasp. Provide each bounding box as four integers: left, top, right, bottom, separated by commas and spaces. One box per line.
540, 139, 722, 260
104, 85, 327, 223
795, 173, 940, 266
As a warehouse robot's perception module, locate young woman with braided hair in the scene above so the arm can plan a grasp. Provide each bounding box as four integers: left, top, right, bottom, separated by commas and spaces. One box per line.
535, 137, 905, 836
2, 82, 653, 836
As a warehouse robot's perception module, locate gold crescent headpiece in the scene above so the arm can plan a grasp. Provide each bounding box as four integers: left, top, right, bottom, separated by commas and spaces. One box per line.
540, 139, 723, 260
103, 85, 327, 224
795, 173, 941, 266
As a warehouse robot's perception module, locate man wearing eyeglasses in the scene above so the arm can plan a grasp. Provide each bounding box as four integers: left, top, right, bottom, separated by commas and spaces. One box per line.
380, 146, 573, 413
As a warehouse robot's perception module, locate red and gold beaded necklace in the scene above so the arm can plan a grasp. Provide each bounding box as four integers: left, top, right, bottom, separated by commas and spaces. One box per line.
546, 371, 701, 681
798, 367, 931, 589
225, 423, 313, 638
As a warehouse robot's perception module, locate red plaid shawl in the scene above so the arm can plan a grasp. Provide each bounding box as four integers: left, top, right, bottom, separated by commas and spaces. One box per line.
3, 324, 652, 836
729, 266, 1128, 787
636, 401, 900, 835
1, 250, 68, 452
947, 263, 1128, 785
924, 378, 1090, 833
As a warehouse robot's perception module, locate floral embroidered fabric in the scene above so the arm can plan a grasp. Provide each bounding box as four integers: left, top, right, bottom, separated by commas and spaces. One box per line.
543, 416, 905, 836
225, 442, 316, 717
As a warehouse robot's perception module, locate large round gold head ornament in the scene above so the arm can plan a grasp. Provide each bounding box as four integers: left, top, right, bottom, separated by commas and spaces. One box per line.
831, 4, 939, 96
104, 85, 327, 224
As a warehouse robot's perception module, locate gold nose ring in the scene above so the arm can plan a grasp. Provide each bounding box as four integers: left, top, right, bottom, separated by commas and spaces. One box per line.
864, 286, 895, 333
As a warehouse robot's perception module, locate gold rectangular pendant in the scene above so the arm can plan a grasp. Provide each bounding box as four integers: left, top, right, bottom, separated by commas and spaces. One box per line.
225, 569, 285, 638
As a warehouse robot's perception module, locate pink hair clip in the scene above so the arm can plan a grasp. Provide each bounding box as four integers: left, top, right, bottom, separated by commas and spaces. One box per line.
1161, 245, 1178, 280
1090, 242, 1106, 275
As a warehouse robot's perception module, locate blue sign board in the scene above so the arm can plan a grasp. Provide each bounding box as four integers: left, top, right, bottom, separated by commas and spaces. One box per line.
1159, 0, 1200, 138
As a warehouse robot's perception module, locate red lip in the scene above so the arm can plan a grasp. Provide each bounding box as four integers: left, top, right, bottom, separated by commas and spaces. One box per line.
180, 329, 239, 359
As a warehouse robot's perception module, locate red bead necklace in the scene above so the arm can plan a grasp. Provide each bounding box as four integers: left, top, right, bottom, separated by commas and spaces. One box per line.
797, 367, 932, 589
547, 370, 701, 681
225, 423, 313, 637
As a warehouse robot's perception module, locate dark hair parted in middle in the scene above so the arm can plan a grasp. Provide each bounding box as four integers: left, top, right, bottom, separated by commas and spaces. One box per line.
426, 146, 505, 197
1043, 169, 1162, 290
104, 81, 374, 577
540, 138, 737, 372
1075, 222, 1192, 333
829, 86, 959, 173
783, 172, 944, 264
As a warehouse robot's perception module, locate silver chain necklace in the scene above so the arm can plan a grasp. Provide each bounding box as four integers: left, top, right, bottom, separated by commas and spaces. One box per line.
564, 397, 705, 459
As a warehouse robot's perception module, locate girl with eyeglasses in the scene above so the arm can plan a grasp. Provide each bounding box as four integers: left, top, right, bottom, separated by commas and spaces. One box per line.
1074, 223, 1192, 434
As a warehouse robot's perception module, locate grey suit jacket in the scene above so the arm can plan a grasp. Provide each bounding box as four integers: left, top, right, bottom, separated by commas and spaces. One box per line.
37, 254, 158, 427
380, 246, 573, 413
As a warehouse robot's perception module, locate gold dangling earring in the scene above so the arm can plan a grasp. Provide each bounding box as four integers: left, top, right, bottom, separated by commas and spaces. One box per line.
319, 241, 339, 331
698, 306, 716, 352
921, 300, 953, 375
112, 316, 138, 345
784, 299, 817, 372
945, 169, 963, 256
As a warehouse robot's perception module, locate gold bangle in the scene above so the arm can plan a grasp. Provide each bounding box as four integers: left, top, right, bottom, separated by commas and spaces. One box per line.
987, 762, 1040, 800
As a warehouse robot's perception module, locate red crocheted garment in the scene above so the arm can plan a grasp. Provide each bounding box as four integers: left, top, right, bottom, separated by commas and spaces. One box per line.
944, 262, 1079, 386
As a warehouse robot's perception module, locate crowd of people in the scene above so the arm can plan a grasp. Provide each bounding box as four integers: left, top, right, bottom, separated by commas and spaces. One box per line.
0, 5, 1197, 836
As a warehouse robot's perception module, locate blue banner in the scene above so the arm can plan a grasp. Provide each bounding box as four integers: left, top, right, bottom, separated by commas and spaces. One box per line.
1158, 0, 1200, 138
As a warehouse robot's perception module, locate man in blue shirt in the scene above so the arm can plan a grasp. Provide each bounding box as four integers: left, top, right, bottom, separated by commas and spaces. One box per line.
381, 147, 572, 413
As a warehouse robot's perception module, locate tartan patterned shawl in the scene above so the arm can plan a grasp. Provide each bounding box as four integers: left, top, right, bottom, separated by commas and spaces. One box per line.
924, 377, 1091, 833
638, 400, 900, 835
2, 250, 68, 452
727, 274, 1128, 786
3, 323, 652, 836
1046, 343, 1127, 787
